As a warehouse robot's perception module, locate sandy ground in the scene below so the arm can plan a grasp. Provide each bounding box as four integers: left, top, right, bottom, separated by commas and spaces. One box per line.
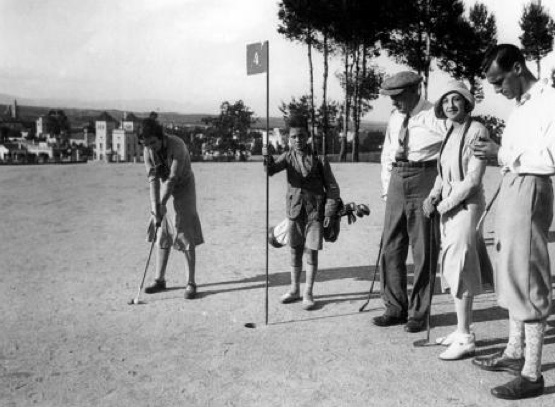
1, 161, 555, 407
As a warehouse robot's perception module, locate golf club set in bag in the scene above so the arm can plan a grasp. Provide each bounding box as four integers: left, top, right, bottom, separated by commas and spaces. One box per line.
267, 198, 370, 248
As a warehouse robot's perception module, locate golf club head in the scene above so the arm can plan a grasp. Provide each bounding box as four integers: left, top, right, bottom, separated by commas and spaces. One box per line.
128, 298, 145, 305
344, 202, 356, 213
413, 338, 439, 348
358, 301, 369, 312
356, 204, 370, 218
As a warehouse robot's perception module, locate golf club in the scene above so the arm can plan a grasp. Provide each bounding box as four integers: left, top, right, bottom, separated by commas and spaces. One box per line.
128, 225, 158, 306
476, 182, 501, 232
359, 234, 383, 312
414, 214, 438, 347
356, 204, 370, 218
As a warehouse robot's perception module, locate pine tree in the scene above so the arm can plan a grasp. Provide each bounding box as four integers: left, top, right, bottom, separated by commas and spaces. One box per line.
519, 0, 555, 77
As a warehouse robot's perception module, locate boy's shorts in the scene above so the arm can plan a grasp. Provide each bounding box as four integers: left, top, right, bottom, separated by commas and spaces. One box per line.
288, 211, 323, 250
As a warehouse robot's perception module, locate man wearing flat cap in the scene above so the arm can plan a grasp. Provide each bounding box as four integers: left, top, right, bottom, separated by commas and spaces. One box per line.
375, 71, 447, 333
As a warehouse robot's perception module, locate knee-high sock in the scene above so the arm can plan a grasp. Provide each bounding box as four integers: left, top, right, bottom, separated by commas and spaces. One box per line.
504, 315, 525, 359
304, 249, 318, 296
289, 246, 303, 293
155, 247, 171, 281
522, 321, 546, 381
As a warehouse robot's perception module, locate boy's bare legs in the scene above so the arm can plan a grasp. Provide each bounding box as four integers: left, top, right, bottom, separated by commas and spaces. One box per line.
303, 249, 318, 310
281, 246, 302, 303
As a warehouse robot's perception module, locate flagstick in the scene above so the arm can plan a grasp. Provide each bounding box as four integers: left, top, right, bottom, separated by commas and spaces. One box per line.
265, 40, 270, 326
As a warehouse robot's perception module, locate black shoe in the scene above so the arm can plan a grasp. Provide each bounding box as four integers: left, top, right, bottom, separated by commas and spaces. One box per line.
144, 280, 166, 294
184, 283, 197, 299
373, 314, 407, 327
472, 351, 524, 375
491, 375, 544, 400
404, 318, 426, 333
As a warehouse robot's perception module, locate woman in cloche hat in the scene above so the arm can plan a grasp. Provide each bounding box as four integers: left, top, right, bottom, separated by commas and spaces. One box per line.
423, 80, 493, 360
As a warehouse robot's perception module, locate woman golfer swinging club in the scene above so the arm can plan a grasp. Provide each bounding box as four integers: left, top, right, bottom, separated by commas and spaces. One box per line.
140, 112, 204, 299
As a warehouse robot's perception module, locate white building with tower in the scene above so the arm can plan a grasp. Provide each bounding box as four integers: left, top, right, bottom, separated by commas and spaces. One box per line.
94, 112, 118, 161
111, 112, 143, 162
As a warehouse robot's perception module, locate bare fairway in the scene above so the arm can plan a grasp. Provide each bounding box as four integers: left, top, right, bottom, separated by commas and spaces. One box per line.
1, 161, 555, 406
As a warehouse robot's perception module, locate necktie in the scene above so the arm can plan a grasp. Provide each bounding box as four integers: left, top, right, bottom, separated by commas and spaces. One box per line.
397, 113, 410, 161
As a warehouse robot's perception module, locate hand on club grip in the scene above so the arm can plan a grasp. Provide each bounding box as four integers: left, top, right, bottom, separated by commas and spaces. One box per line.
152, 204, 167, 227
423, 195, 440, 218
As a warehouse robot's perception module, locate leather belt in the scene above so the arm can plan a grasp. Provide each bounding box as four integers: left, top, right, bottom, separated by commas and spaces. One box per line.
392, 160, 437, 168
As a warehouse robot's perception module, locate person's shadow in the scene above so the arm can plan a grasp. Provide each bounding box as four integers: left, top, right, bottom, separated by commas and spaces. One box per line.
194, 264, 376, 301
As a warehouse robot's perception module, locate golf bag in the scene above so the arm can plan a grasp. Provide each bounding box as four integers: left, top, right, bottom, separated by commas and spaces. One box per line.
268, 199, 370, 247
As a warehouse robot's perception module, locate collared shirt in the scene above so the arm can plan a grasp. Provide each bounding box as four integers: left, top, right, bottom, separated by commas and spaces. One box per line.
380, 97, 448, 197
498, 79, 555, 175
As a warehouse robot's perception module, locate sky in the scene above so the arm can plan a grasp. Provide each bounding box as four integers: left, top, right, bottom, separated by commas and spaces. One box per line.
1, 0, 555, 122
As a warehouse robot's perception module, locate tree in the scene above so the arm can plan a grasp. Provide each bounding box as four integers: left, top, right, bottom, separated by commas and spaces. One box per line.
279, 95, 311, 131
202, 100, 257, 151
474, 114, 505, 145
519, 0, 555, 77
278, 0, 318, 139
307, 1, 405, 161
46, 109, 70, 143
280, 95, 347, 156
277, 1, 406, 159
337, 64, 383, 161
382, 0, 466, 98
437, 2, 497, 102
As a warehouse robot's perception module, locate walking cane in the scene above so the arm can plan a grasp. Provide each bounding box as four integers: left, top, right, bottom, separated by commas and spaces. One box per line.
414, 214, 437, 347
476, 182, 501, 232
358, 234, 383, 312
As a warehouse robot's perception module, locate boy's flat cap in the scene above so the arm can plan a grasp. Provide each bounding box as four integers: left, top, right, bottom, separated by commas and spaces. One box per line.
380, 71, 422, 96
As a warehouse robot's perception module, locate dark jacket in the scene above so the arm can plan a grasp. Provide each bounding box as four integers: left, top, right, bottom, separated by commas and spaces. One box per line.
267, 149, 340, 221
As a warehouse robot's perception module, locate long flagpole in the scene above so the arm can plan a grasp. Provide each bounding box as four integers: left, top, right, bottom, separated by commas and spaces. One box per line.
265, 40, 270, 326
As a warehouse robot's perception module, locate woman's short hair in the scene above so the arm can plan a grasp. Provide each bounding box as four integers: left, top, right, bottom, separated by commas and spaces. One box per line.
141, 112, 163, 140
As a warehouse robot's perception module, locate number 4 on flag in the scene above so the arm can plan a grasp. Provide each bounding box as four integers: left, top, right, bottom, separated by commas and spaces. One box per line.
246, 42, 268, 75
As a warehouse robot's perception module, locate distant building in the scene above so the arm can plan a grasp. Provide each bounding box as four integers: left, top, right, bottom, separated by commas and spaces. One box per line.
95, 111, 142, 162
111, 112, 143, 162
25, 141, 55, 162
68, 126, 94, 147
94, 112, 118, 161
0, 142, 27, 162
1, 100, 31, 137
36, 116, 47, 137
259, 128, 287, 150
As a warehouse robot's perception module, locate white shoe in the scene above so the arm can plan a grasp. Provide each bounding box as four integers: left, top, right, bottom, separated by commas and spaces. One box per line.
280, 291, 301, 304
435, 331, 459, 346
302, 293, 316, 310
436, 326, 476, 346
439, 333, 476, 360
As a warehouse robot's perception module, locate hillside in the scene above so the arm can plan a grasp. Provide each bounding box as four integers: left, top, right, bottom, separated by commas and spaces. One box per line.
2, 101, 386, 132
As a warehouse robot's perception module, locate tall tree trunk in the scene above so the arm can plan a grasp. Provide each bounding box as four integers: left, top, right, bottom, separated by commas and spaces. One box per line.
537, 57, 541, 78
339, 46, 349, 162
352, 45, 361, 163
307, 30, 316, 153
322, 34, 329, 156
422, 0, 431, 99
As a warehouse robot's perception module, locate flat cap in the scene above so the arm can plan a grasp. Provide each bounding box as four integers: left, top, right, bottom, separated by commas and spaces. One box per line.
380, 71, 422, 96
